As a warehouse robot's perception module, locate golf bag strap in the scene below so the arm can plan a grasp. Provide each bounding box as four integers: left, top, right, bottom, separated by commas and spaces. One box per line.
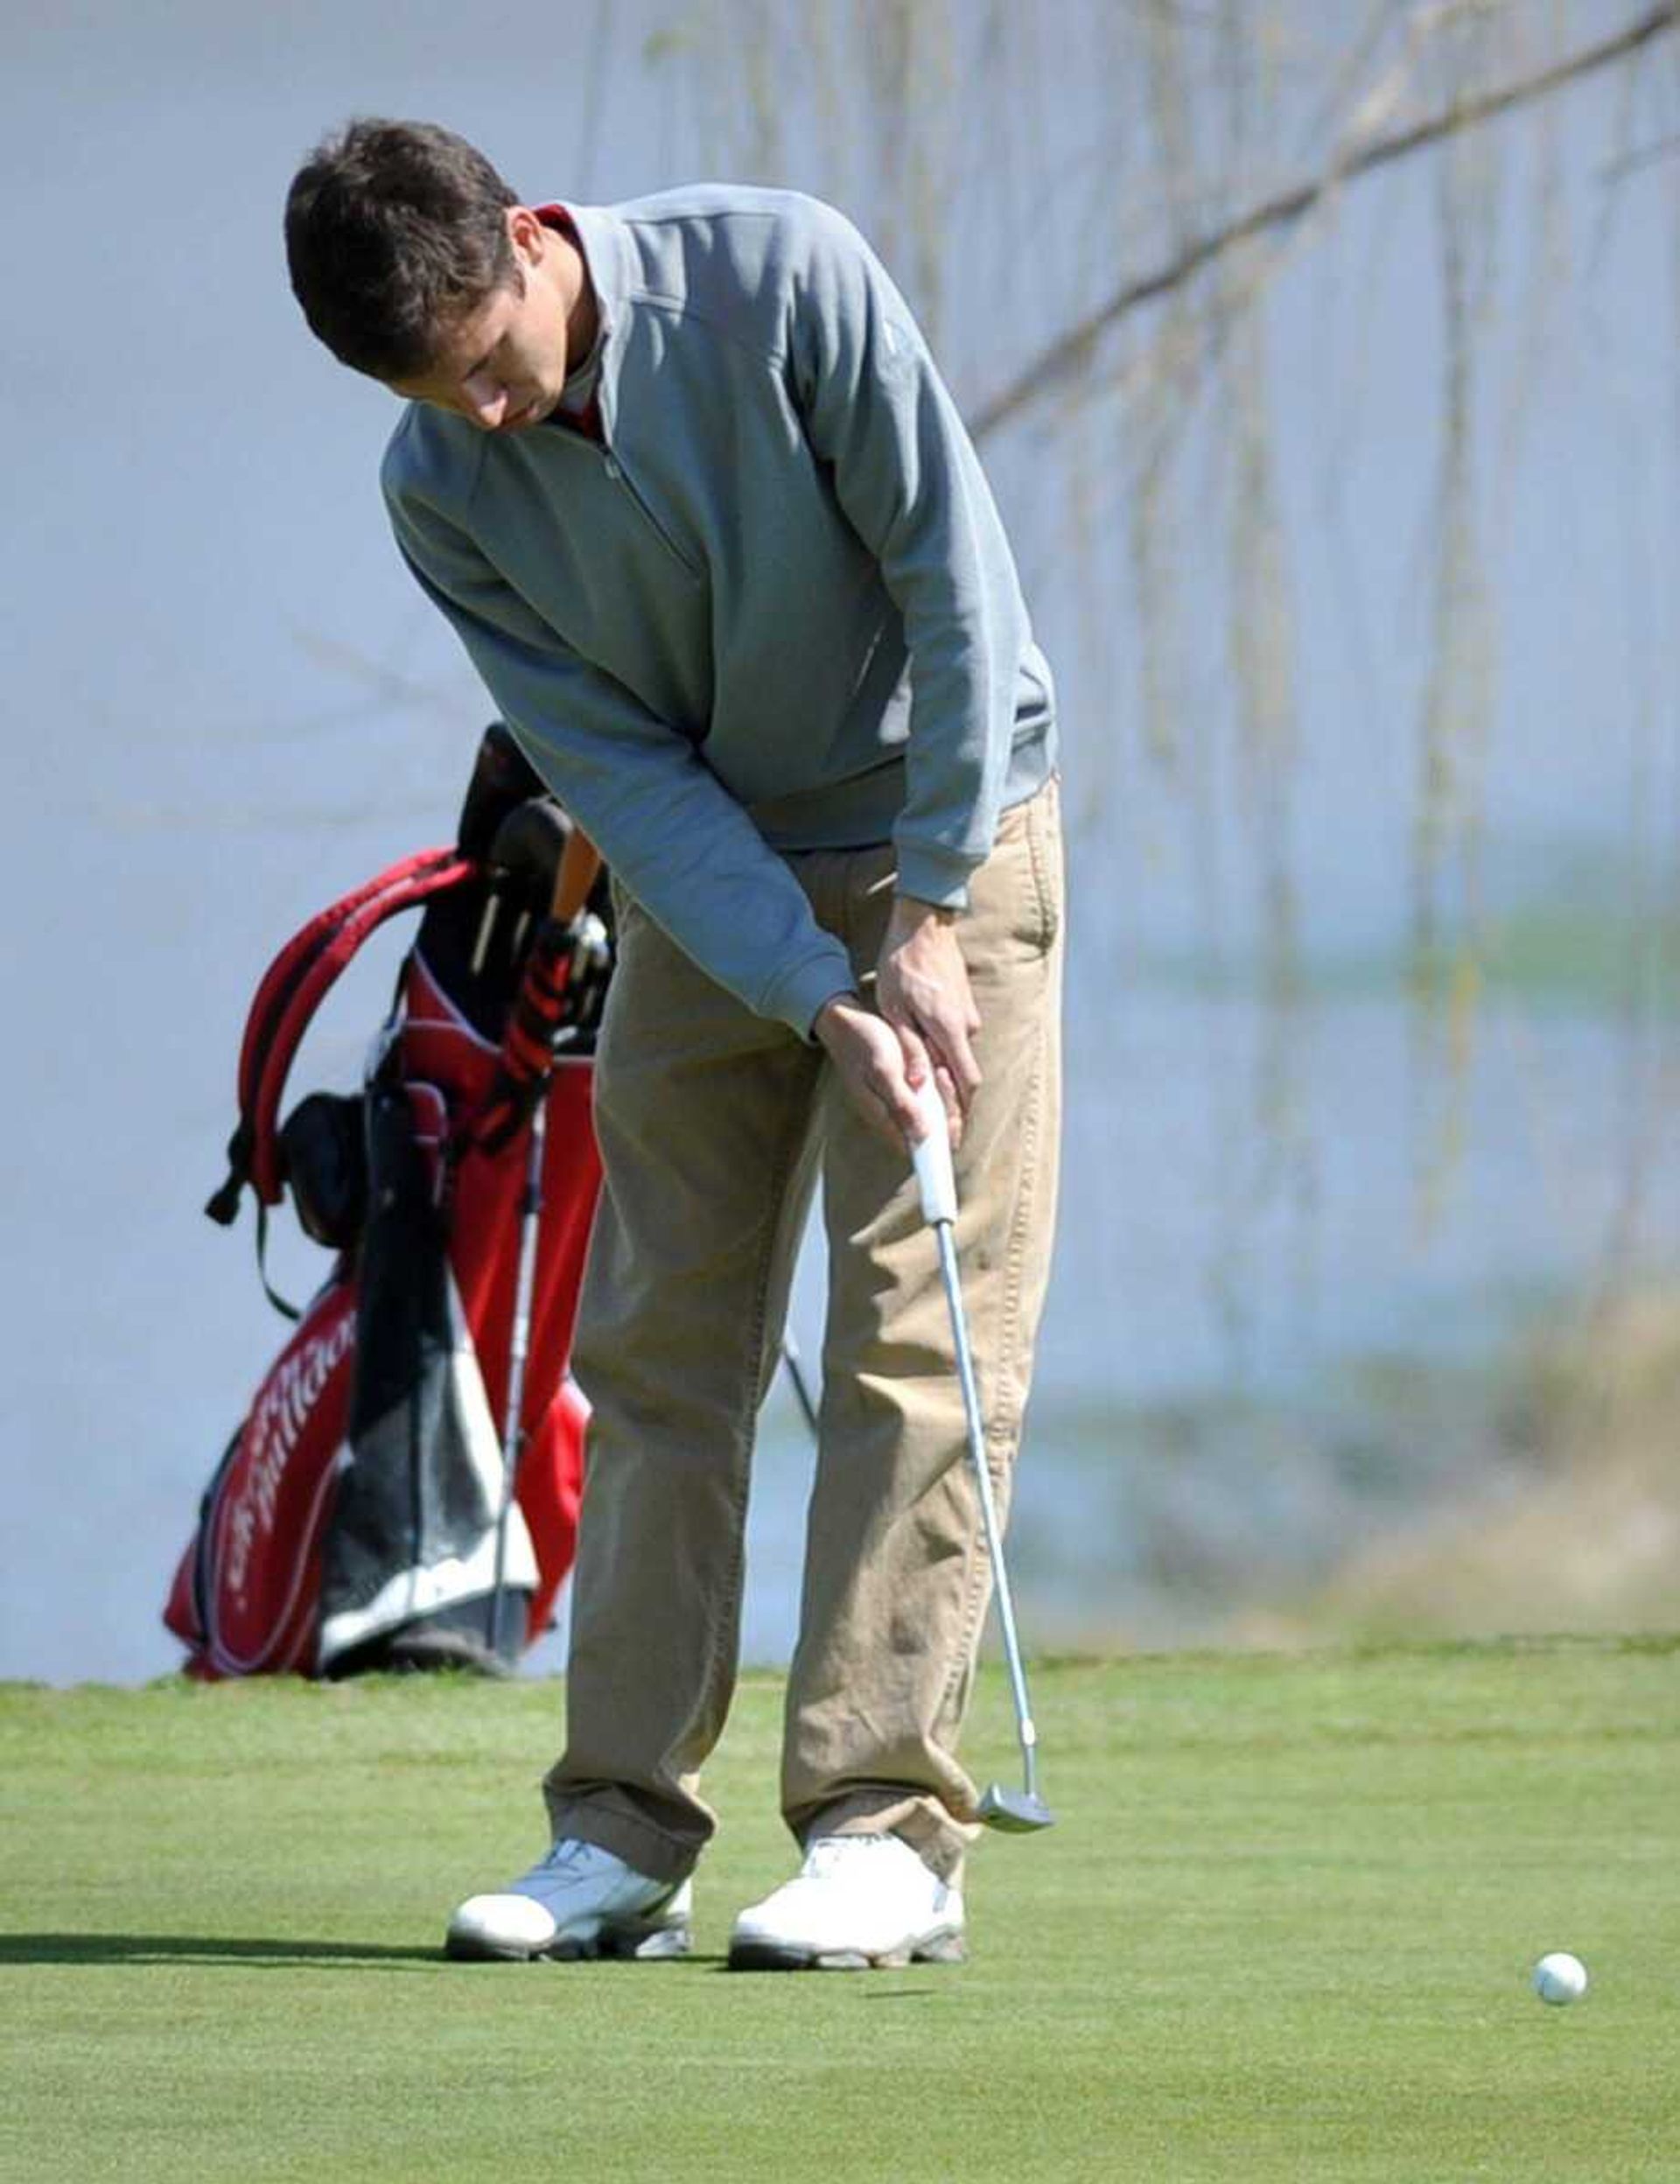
235, 848, 461, 1110
256, 1201, 302, 1323
205, 850, 473, 1227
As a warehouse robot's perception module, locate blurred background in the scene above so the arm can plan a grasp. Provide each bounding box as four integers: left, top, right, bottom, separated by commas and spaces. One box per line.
3, 1, 1676, 1684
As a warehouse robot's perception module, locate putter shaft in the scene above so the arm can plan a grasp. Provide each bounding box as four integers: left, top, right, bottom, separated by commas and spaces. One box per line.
933, 1222, 1046, 1812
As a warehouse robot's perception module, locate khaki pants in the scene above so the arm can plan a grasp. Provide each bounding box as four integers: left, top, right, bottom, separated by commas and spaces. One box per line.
543, 778, 1064, 1883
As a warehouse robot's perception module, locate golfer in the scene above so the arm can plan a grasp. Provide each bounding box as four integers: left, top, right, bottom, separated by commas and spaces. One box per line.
285, 119, 1064, 1969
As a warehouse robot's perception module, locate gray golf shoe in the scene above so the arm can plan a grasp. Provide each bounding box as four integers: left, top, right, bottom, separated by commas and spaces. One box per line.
445, 1838, 693, 1962
727, 1832, 966, 1971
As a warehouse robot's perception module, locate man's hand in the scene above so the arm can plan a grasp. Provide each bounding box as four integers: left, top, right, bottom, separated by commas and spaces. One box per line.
814, 897, 983, 1152
874, 896, 982, 1142
813, 992, 927, 1149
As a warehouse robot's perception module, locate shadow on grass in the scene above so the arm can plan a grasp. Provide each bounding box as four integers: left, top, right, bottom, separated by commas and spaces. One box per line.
3, 1938, 959, 1991
0, 1933, 444, 1969
2, 1936, 761, 1975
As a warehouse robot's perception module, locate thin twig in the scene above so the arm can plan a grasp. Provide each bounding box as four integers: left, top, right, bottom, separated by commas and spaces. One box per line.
970, 3, 1677, 443
1599, 129, 1680, 180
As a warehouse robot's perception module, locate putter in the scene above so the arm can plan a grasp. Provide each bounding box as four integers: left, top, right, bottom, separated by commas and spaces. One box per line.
910, 1077, 1055, 1833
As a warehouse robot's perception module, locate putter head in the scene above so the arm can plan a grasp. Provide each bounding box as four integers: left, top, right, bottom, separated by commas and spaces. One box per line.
977, 1784, 1057, 1833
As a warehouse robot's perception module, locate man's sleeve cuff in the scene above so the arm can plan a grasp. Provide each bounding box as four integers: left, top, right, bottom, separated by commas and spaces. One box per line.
762, 946, 858, 1045
892, 841, 975, 914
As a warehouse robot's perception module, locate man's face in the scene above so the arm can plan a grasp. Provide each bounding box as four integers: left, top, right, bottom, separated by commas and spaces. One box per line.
387, 213, 576, 432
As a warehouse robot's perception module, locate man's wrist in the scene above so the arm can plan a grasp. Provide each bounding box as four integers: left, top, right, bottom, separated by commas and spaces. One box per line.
811, 988, 866, 1045
890, 892, 959, 930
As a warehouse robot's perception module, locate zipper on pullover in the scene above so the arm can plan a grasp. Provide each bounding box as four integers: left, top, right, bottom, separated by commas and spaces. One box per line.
598, 441, 704, 584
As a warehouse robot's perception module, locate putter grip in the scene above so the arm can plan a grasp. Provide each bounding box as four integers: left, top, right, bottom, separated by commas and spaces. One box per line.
910, 1076, 957, 1225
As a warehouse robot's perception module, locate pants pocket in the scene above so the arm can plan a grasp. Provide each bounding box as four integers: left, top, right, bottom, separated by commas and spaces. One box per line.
1029, 775, 1064, 954
995, 778, 1062, 956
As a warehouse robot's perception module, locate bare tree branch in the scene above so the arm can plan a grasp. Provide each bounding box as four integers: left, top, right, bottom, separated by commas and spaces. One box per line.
970, 2, 1677, 444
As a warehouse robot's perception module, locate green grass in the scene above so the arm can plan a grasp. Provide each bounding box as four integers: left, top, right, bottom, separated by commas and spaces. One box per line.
1133, 891, 1679, 1017
4, 1641, 1678, 2181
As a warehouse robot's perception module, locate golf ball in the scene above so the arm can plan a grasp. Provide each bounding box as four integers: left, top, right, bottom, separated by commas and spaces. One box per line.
1532, 1951, 1588, 2006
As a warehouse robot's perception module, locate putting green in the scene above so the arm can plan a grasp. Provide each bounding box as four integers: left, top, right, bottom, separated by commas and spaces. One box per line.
4, 1639, 1676, 2181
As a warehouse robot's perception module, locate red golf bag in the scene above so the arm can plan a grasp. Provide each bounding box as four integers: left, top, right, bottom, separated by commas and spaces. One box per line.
164, 727, 607, 1678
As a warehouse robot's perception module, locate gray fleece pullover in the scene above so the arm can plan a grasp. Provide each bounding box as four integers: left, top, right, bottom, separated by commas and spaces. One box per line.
382, 185, 1056, 1036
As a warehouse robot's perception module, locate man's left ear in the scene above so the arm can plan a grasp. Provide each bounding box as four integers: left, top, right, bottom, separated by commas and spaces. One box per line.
507, 204, 546, 264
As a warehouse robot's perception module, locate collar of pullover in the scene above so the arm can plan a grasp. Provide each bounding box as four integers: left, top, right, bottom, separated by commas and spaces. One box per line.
545, 200, 640, 447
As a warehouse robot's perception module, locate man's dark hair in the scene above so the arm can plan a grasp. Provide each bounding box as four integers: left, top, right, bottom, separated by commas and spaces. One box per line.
285, 119, 520, 380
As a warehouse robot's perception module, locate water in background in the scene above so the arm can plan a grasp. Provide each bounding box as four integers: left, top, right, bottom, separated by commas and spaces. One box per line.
3, 6, 1676, 1684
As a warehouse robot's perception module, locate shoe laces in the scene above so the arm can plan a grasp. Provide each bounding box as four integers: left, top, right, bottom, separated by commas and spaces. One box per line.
537, 1839, 595, 1873
802, 1833, 901, 1880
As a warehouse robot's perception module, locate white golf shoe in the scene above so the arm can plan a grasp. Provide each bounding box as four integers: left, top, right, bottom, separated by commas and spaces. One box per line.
445, 1838, 693, 1962
727, 1832, 966, 1971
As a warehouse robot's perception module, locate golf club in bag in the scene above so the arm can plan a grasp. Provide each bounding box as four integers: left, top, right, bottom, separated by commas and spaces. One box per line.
164, 726, 609, 1679
911, 1078, 1056, 1833
486, 822, 605, 1659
